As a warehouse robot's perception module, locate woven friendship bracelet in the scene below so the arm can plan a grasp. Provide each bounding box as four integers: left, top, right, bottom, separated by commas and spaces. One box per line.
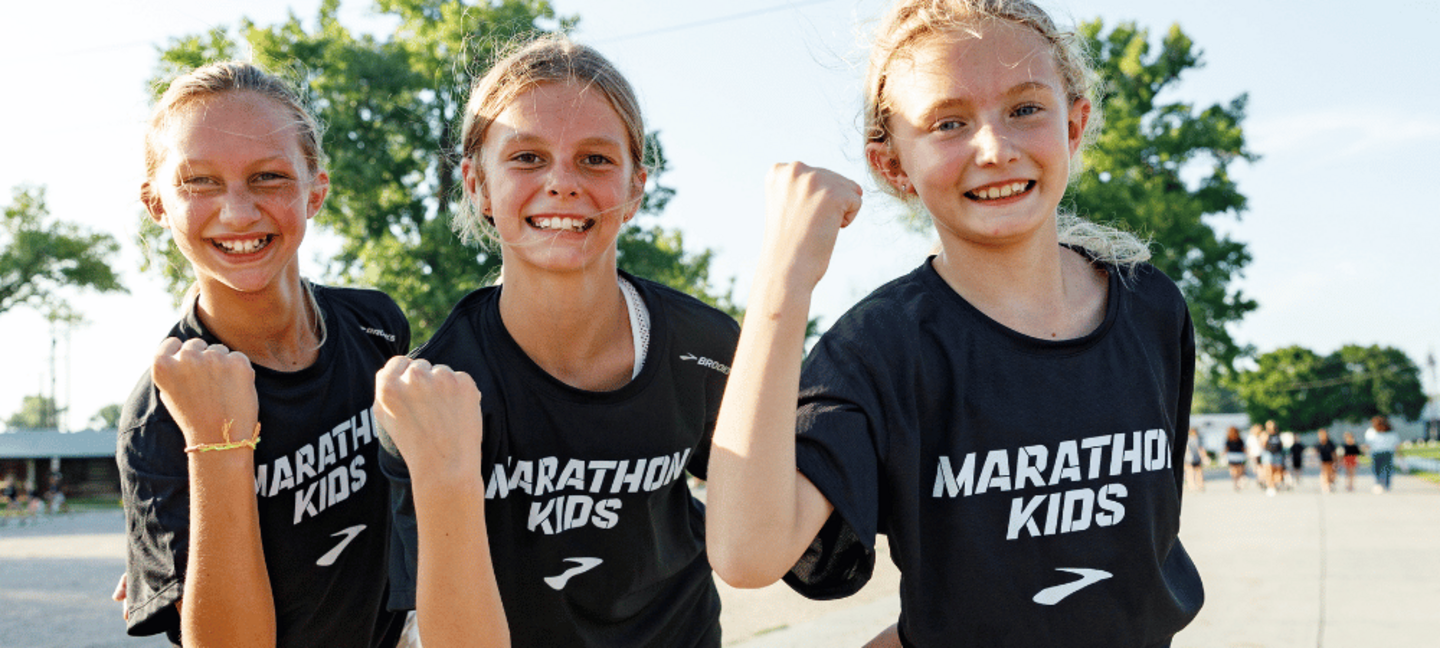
184, 420, 262, 453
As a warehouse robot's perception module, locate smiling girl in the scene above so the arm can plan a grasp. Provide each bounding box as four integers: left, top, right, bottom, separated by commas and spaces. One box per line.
706, 1, 1203, 645
118, 62, 409, 647
374, 36, 736, 647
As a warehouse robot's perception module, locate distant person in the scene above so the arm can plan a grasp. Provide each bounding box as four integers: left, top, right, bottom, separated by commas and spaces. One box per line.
1315, 429, 1338, 493
25, 481, 42, 515
1341, 431, 1363, 492
1186, 427, 1209, 491
1246, 424, 1265, 489
116, 61, 409, 647
1287, 432, 1304, 487
45, 473, 66, 514
1224, 426, 1248, 491
2, 474, 17, 511
1364, 415, 1401, 493
1265, 420, 1286, 491
1262, 428, 1284, 495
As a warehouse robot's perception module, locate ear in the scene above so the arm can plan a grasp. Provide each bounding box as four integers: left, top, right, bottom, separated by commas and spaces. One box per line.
141, 183, 168, 227
866, 140, 910, 195
306, 171, 330, 219
461, 156, 491, 218
624, 168, 648, 223
1067, 97, 1092, 156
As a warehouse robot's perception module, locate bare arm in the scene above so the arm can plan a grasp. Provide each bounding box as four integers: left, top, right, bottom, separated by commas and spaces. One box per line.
151, 337, 274, 648
374, 357, 509, 648
706, 163, 861, 588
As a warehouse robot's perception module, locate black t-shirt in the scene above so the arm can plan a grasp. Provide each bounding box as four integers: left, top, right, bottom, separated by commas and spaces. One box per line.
787, 256, 1203, 648
1317, 441, 1337, 462
380, 272, 737, 647
118, 285, 410, 648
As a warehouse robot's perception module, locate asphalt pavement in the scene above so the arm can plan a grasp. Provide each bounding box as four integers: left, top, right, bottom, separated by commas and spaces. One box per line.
2, 463, 1437, 647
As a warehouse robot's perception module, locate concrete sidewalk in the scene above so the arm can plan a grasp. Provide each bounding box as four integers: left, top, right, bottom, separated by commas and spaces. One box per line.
2, 466, 1436, 647
718, 467, 1440, 647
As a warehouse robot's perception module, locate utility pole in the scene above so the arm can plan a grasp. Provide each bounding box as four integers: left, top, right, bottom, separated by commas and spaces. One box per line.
1428, 350, 1437, 442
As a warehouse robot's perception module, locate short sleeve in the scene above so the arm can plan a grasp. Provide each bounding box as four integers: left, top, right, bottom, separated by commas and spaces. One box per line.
117, 390, 190, 638
784, 335, 884, 600
376, 421, 419, 611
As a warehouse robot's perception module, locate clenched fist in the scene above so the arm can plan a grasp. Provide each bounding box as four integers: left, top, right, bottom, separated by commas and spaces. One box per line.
152, 337, 259, 449
374, 357, 485, 481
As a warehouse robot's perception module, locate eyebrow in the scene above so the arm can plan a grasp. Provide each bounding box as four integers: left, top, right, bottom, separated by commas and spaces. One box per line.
499, 133, 625, 150
173, 155, 296, 171
917, 80, 1058, 117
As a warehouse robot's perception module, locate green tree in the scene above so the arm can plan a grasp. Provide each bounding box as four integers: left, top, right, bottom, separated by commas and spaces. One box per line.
2, 185, 125, 316
1191, 371, 1242, 414
1072, 21, 1259, 374
5, 394, 61, 430
90, 404, 123, 430
1232, 346, 1343, 432
141, 0, 738, 340
1331, 344, 1427, 422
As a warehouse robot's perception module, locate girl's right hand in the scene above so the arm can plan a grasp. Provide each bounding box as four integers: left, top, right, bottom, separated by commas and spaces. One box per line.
151, 337, 259, 449
374, 357, 485, 480
761, 162, 863, 294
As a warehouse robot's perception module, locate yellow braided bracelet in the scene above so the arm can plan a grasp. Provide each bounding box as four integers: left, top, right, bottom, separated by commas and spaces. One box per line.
184, 420, 262, 453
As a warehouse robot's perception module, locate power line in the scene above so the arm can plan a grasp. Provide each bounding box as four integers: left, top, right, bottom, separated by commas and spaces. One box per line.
597, 0, 833, 43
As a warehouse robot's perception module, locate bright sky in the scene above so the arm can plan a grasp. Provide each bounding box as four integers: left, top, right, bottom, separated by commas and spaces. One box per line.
1, 0, 1436, 431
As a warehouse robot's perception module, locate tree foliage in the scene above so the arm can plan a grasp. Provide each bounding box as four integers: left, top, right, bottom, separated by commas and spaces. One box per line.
1331, 344, 1427, 422
1233, 344, 1427, 431
5, 394, 60, 431
141, 0, 737, 340
90, 404, 124, 430
1191, 371, 1242, 414
1, 185, 125, 316
1072, 21, 1258, 374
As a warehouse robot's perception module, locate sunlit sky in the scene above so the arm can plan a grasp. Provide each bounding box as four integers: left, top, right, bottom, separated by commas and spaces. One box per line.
2, 0, 1436, 430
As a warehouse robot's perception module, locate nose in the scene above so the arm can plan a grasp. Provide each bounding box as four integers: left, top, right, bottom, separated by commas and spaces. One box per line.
546, 161, 581, 198
217, 188, 263, 227
973, 123, 1017, 167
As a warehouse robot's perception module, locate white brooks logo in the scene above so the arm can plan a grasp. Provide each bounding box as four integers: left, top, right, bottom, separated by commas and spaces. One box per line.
544, 557, 604, 590
1032, 568, 1112, 605
316, 525, 366, 567
678, 353, 730, 375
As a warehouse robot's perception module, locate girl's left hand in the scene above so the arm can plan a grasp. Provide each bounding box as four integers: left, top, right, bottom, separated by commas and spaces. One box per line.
374, 356, 485, 481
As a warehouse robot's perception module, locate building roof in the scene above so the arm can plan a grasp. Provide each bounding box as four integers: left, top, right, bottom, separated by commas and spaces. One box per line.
0, 428, 117, 459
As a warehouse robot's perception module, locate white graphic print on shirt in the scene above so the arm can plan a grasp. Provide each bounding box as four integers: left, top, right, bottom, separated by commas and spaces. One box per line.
932, 428, 1173, 540
487, 448, 693, 535
252, 407, 381, 525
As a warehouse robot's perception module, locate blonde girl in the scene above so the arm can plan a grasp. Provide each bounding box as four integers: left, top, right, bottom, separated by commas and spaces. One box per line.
374, 36, 736, 647
118, 62, 409, 646
706, 1, 1202, 645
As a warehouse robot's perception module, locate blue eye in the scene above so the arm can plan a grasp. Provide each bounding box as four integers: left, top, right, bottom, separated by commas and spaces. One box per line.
935, 119, 964, 132
1013, 104, 1042, 117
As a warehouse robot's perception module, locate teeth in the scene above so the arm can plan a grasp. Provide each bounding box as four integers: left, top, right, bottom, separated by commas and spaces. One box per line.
531, 217, 591, 233
974, 182, 1029, 201
214, 236, 271, 254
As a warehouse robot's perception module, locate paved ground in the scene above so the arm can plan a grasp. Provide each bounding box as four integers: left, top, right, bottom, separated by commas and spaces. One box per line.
2, 465, 1436, 647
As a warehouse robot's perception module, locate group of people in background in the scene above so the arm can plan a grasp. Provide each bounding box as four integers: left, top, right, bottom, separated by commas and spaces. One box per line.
1208, 415, 1404, 495
1, 472, 65, 518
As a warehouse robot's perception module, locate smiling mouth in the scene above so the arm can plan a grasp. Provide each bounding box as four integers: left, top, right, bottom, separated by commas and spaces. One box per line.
527, 216, 595, 233
966, 181, 1034, 201
211, 235, 274, 254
